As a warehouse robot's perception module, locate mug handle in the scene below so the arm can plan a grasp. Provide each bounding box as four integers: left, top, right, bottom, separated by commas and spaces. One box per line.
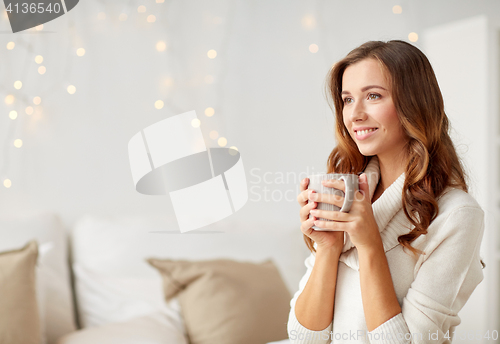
339, 175, 355, 212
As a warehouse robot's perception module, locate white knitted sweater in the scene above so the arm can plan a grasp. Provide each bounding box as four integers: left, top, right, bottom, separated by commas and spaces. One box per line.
287, 156, 485, 344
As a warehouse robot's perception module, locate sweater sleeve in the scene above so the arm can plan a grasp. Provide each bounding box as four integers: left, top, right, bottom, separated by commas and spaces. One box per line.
287, 251, 333, 344
367, 206, 485, 344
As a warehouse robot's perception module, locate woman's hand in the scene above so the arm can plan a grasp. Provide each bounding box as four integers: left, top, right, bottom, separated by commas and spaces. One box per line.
298, 178, 344, 253
309, 173, 382, 251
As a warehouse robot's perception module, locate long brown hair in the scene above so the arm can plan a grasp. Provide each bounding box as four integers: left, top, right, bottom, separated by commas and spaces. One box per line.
304, 40, 473, 260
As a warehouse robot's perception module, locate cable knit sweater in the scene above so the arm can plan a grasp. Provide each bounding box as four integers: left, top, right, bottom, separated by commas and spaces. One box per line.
287, 156, 485, 344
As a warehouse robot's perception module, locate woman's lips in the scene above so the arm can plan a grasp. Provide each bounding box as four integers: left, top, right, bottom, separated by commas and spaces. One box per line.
355, 128, 378, 140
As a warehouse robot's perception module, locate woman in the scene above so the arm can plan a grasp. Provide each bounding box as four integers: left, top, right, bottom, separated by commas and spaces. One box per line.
287, 40, 485, 343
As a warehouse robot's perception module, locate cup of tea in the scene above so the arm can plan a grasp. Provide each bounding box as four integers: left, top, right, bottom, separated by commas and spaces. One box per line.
307, 173, 359, 231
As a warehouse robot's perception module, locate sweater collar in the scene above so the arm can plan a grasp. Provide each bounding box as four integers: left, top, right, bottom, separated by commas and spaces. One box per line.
339, 155, 413, 271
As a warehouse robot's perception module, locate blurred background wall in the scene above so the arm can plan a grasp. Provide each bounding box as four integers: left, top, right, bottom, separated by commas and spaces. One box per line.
0, 1, 499, 340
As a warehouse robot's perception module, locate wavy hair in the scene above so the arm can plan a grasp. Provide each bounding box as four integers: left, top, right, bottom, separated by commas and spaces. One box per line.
304, 40, 482, 266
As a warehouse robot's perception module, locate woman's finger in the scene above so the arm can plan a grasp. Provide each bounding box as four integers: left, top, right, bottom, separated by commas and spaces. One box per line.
299, 200, 317, 222
308, 191, 344, 208
300, 216, 316, 236
313, 219, 346, 231
297, 179, 311, 206
309, 208, 350, 222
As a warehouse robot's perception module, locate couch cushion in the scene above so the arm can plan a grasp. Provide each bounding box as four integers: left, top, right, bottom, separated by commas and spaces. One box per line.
148, 258, 291, 344
0, 212, 76, 344
57, 311, 188, 344
0, 240, 41, 344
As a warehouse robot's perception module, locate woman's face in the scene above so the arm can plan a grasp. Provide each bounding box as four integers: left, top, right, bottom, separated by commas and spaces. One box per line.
341, 58, 408, 160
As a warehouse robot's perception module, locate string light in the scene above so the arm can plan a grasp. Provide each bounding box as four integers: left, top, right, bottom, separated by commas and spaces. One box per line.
38, 66, 46, 74
9, 111, 17, 120
5, 95, 14, 105
156, 41, 167, 51
207, 49, 217, 59
13, 139, 22, 148
3, 179, 11, 188
301, 15, 316, 29
35, 55, 43, 64
408, 32, 418, 42
218, 137, 227, 147
204, 107, 215, 117
25, 106, 33, 115
13, 81, 22, 89
204, 75, 214, 84
119, 13, 127, 21
137, 5, 146, 13
33, 96, 41, 105
209, 130, 219, 140
67, 85, 76, 94
229, 146, 238, 155
6, 42, 15, 50
76, 48, 85, 56
164, 77, 174, 86
191, 118, 201, 127
147, 15, 156, 23
392, 5, 402, 14
309, 44, 319, 53
154, 100, 164, 109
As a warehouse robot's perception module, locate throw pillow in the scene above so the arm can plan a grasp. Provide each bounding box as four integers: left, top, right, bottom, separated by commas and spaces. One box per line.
147, 258, 291, 344
0, 240, 41, 344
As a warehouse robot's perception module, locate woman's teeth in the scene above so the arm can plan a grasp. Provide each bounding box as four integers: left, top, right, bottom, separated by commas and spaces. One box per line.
357, 128, 377, 135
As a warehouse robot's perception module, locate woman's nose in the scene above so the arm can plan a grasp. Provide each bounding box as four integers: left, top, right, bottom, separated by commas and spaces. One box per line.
348, 100, 367, 122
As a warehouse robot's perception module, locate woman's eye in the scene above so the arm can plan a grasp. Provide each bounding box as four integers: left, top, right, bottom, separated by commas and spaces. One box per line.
368, 93, 381, 100
343, 97, 353, 104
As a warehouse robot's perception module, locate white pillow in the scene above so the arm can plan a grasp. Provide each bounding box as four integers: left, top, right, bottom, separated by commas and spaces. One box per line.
57, 311, 188, 344
73, 263, 184, 332
0, 212, 76, 344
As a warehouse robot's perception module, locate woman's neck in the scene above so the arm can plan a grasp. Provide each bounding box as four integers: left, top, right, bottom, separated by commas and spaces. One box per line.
376, 153, 407, 194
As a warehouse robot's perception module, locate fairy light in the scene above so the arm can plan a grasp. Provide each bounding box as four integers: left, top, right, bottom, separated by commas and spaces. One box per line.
204, 75, 214, 84
191, 118, 201, 128
218, 137, 227, 147
138, 5, 146, 13
209, 130, 219, 139
207, 49, 217, 59
5, 95, 14, 105
154, 100, 164, 109
9, 111, 17, 120
156, 41, 167, 52
76, 48, 85, 56
393, 5, 402, 14
35, 55, 43, 64
33, 96, 41, 105
408, 32, 418, 42
25, 106, 33, 115
67, 85, 76, 94
119, 13, 127, 21
147, 15, 156, 23
164, 77, 174, 86
3, 179, 11, 188
309, 44, 319, 53
301, 15, 316, 29
204, 107, 215, 117
229, 146, 238, 155
38, 66, 46, 74
14, 139, 22, 148
6, 42, 15, 50
13, 81, 22, 89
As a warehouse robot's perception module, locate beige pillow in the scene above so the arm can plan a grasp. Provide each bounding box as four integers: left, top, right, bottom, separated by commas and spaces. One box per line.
147, 258, 291, 344
0, 240, 41, 344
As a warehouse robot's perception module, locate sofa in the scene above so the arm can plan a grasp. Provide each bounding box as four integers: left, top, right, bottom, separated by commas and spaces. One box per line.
0, 211, 308, 344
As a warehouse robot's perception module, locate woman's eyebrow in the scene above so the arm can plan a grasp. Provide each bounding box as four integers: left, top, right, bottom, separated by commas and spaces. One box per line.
341, 85, 387, 95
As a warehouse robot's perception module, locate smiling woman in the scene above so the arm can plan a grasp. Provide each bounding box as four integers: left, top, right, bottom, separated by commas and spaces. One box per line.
288, 40, 486, 344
